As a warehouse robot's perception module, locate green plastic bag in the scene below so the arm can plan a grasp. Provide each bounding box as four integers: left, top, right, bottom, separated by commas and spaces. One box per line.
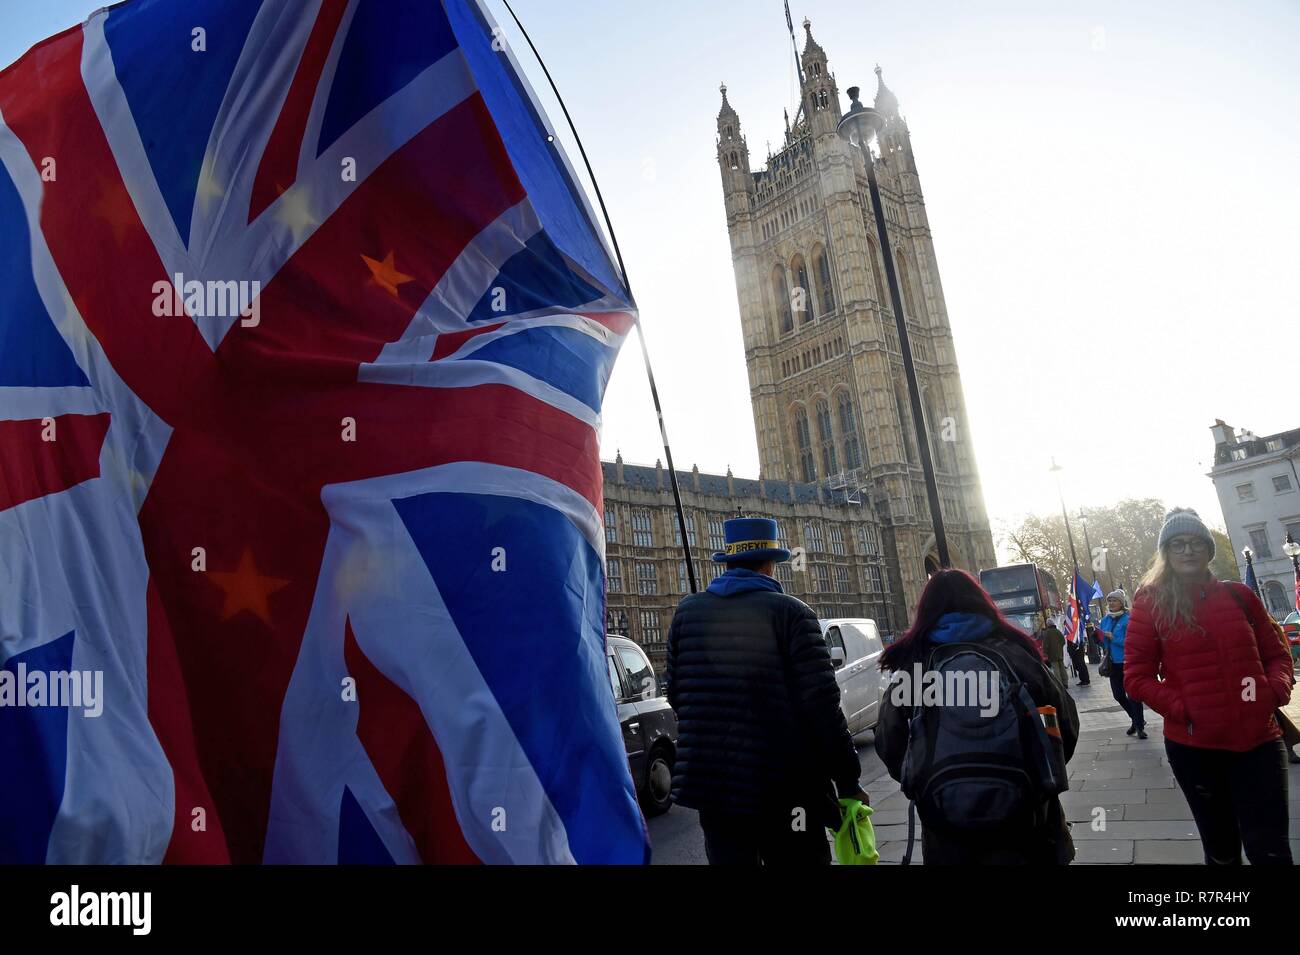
832, 798, 879, 865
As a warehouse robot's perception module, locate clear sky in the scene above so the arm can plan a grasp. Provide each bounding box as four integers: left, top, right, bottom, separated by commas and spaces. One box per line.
6, 1, 1299, 548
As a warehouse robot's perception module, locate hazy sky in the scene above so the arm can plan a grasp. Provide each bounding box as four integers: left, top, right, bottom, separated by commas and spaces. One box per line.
6, 1, 1299, 551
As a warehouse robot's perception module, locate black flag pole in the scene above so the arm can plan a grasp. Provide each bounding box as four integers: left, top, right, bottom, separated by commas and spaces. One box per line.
785, 0, 805, 84
500, 0, 699, 593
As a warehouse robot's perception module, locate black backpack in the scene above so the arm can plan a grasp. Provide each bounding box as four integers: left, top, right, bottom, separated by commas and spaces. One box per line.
897, 641, 1069, 864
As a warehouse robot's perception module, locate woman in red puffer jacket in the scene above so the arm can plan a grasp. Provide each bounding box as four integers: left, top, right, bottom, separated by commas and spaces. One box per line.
1125, 508, 1294, 865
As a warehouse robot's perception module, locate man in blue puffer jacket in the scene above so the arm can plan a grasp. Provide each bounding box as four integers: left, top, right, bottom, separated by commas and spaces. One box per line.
665, 517, 869, 865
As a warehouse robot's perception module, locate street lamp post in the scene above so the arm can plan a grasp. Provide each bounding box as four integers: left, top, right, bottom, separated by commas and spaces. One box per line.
1284, 533, 1300, 612
837, 87, 949, 569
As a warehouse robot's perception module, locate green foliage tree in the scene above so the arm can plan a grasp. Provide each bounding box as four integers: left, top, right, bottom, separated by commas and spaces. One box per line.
999, 498, 1175, 598
1209, 528, 1240, 581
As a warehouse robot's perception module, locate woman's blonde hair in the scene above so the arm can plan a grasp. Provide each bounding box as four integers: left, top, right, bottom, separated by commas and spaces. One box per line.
1138, 547, 1204, 634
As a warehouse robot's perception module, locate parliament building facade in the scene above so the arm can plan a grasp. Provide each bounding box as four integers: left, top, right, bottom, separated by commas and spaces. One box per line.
606, 21, 996, 666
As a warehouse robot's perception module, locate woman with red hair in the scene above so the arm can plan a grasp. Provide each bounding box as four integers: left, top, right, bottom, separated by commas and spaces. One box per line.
875, 569, 1080, 864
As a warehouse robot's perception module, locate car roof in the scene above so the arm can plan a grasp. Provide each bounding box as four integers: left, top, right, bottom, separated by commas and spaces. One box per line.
820, 618, 876, 630
606, 634, 639, 650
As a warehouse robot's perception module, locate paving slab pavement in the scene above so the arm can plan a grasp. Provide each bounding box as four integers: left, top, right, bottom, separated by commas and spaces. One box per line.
651, 666, 1300, 865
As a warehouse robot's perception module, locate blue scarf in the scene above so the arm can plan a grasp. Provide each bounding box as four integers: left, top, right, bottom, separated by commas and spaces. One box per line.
705, 567, 785, 597
927, 611, 995, 644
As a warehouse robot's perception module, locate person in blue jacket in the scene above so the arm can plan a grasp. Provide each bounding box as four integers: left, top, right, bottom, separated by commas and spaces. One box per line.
1098, 589, 1146, 738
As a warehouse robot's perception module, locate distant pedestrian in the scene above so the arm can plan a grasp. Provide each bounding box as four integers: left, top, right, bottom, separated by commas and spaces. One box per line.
1085, 621, 1103, 664
665, 517, 869, 866
875, 570, 1079, 865
1125, 507, 1293, 865
1066, 622, 1091, 686
1039, 618, 1069, 687
1098, 589, 1146, 739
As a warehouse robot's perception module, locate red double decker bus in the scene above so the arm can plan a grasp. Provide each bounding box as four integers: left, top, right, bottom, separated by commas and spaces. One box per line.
978, 563, 1064, 636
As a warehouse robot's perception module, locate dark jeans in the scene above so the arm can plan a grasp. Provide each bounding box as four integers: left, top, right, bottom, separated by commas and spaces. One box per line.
698, 809, 831, 866
1067, 642, 1090, 684
1165, 738, 1292, 865
1109, 662, 1144, 729
1086, 636, 1103, 664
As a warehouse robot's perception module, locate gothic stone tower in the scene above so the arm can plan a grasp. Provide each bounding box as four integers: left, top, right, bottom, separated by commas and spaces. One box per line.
717, 20, 997, 616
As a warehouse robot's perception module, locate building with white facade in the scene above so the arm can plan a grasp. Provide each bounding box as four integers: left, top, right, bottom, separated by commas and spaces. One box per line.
1209, 419, 1300, 618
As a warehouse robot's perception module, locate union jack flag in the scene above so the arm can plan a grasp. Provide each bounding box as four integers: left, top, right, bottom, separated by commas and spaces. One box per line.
0, 0, 645, 863
1062, 579, 1080, 645
1062, 571, 1095, 647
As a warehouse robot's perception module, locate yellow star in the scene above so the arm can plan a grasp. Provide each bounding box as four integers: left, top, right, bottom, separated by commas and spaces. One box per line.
58, 288, 96, 357
102, 446, 150, 506
361, 251, 415, 298
91, 184, 138, 247
275, 186, 318, 244
208, 548, 290, 626
195, 161, 225, 212
334, 543, 400, 604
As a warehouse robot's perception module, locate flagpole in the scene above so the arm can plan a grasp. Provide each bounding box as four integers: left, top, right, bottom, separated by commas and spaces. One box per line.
501, 0, 699, 593
785, 0, 805, 86
1243, 547, 1263, 601
1049, 458, 1081, 578
1079, 511, 1100, 621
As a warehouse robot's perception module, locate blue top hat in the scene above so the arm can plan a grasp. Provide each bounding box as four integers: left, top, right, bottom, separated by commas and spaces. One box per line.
712, 517, 792, 564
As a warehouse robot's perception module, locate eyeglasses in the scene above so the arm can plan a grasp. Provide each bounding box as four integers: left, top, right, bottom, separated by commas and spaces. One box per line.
1167, 538, 1209, 554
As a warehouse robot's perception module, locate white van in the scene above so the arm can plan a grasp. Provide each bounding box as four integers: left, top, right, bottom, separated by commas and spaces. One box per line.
820, 618, 890, 738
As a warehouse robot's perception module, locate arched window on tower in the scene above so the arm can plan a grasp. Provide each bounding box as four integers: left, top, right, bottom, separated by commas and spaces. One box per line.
896, 250, 919, 320
773, 265, 793, 334
816, 399, 838, 477
921, 389, 943, 472
838, 392, 864, 471
793, 407, 816, 482
791, 255, 813, 322
924, 389, 952, 472
866, 235, 886, 306
896, 381, 918, 465
813, 246, 834, 314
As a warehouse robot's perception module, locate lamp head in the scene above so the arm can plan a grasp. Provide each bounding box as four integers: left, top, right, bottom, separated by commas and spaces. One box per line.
837, 86, 883, 149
